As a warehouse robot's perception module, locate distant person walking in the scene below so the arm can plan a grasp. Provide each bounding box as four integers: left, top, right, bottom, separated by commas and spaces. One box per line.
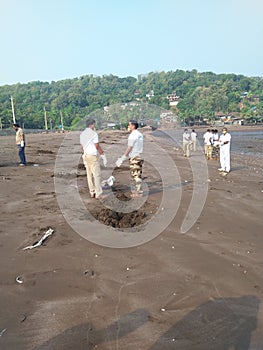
80, 119, 107, 199
182, 129, 191, 157
116, 120, 144, 198
190, 129, 197, 152
13, 123, 26, 166
218, 127, 231, 173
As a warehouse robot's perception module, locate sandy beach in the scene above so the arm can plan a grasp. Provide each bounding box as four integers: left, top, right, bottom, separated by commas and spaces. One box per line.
0, 126, 262, 350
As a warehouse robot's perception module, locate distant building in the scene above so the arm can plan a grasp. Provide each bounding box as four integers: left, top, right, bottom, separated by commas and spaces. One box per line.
101, 121, 118, 129
233, 118, 244, 125
146, 90, 154, 99
167, 92, 180, 107
160, 111, 177, 123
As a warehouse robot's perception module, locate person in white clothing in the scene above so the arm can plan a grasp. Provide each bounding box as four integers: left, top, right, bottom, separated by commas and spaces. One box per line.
218, 127, 231, 173
80, 119, 107, 199
182, 129, 191, 157
116, 120, 144, 197
203, 129, 213, 159
190, 129, 197, 152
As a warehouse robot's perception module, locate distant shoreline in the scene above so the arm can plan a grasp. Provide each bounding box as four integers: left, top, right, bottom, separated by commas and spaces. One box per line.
0, 123, 262, 137
165, 124, 263, 132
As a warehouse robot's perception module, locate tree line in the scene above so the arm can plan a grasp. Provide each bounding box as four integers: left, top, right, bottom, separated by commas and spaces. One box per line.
0, 70, 262, 129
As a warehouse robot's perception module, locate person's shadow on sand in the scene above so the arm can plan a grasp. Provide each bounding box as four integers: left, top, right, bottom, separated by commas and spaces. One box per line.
34, 295, 259, 350
34, 308, 149, 350
150, 295, 260, 350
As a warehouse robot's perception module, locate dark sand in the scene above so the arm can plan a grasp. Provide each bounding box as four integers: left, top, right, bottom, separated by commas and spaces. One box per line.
0, 126, 262, 349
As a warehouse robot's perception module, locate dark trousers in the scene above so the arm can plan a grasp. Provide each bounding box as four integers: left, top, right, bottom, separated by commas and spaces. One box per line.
17, 144, 26, 165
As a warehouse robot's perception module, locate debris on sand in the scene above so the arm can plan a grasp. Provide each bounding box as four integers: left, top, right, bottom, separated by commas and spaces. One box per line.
83, 270, 95, 277
23, 228, 54, 250
15, 276, 23, 284
101, 175, 116, 189
0, 328, 7, 337
20, 315, 27, 323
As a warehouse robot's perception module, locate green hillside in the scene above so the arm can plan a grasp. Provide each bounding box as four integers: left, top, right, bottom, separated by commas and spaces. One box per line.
0, 70, 262, 129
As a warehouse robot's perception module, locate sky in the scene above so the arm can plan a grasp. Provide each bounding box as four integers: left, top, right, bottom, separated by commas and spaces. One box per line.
0, 0, 262, 86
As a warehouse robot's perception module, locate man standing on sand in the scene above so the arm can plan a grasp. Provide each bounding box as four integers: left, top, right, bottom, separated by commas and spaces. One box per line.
190, 129, 197, 152
203, 129, 212, 157
182, 129, 191, 157
218, 127, 231, 173
80, 119, 107, 199
13, 123, 26, 166
116, 120, 144, 198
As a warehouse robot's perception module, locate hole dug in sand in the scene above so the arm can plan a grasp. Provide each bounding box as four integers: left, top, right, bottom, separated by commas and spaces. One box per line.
91, 192, 157, 229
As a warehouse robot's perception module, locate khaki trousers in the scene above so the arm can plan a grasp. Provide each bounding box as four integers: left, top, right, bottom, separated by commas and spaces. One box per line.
207, 145, 213, 159
183, 142, 190, 157
82, 154, 102, 197
191, 140, 196, 152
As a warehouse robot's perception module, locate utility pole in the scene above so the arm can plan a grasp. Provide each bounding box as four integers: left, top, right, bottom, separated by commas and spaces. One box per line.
44, 106, 48, 131
60, 111, 64, 131
10, 96, 16, 124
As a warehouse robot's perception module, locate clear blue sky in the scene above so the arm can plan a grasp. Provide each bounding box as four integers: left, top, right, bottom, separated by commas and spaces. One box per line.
0, 0, 262, 86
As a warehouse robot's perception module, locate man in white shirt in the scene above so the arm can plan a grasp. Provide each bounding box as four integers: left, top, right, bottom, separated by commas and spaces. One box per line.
203, 129, 213, 159
190, 129, 197, 152
182, 129, 191, 157
116, 120, 144, 197
80, 119, 107, 199
218, 127, 231, 173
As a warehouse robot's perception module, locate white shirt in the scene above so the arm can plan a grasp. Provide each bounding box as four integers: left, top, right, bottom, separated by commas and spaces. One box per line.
183, 132, 190, 143
203, 131, 213, 145
219, 132, 231, 150
213, 133, 219, 141
80, 128, 99, 155
191, 131, 197, 141
128, 129, 143, 158
16, 127, 24, 144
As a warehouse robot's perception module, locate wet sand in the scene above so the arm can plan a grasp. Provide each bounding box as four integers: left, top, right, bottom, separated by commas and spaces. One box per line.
0, 127, 262, 349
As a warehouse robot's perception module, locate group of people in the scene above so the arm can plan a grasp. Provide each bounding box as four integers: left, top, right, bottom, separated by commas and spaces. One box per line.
81, 122, 231, 202
203, 127, 231, 173
80, 119, 144, 200
203, 128, 220, 160
182, 127, 231, 174
12, 120, 231, 202
12, 119, 144, 200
